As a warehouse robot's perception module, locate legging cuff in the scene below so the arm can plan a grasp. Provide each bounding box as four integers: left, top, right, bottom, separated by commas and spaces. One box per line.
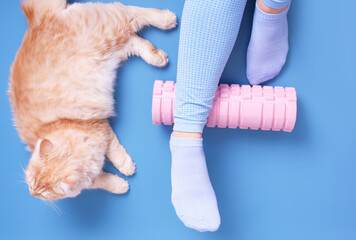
173, 119, 206, 133
262, 0, 290, 9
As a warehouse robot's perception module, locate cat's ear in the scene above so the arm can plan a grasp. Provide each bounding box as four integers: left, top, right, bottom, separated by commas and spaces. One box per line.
40, 139, 54, 156
63, 176, 77, 185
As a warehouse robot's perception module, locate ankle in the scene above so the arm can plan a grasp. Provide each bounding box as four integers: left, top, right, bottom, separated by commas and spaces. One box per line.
257, 0, 289, 14
172, 131, 202, 139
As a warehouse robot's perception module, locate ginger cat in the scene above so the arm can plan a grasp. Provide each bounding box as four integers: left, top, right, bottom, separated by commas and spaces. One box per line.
8, 0, 177, 200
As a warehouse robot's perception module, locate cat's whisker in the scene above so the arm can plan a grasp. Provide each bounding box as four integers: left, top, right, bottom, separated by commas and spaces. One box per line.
15, 179, 28, 185
16, 167, 29, 186
45, 200, 58, 215
16, 173, 26, 181
48, 201, 62, 216
43, 200, 62, 216
19, 165, 26, 178
40, 199, 51, 211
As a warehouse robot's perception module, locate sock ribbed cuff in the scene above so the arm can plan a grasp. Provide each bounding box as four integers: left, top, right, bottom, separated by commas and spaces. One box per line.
262, 0, 290, 10
170, 135, 203, 147
173, 118, 205, 133
256, 2, 290, 21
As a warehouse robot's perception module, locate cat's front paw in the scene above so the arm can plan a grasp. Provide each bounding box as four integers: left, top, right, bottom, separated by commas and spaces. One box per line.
151, 49, 169, 67
119, 155, 136, 176
111, 177, 129, 194
162, 10, 177, 30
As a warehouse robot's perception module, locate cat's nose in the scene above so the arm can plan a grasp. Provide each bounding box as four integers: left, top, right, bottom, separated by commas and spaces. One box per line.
29, 189, 35, 196
29, 188, 38, 197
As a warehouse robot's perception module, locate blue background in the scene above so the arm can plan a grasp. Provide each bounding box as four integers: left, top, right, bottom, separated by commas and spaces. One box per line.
1, 0, 355, 239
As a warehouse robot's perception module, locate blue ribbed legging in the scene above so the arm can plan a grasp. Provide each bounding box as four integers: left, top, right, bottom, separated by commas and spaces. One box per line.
263, 0, 290, 9
173, 0, 291, 133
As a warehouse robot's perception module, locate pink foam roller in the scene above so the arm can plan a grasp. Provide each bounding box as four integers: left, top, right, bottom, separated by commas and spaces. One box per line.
152, 80, 297, 132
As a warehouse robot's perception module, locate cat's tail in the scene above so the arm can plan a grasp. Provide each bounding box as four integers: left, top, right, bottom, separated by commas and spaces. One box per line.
21, 0, 67, 29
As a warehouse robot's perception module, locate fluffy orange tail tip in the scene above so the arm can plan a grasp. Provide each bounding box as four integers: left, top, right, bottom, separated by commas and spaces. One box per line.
21, 0, 67, 28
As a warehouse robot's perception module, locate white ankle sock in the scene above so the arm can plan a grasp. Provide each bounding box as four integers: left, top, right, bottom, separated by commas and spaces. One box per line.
246, 4, 290, 85
169, 135, 220, 232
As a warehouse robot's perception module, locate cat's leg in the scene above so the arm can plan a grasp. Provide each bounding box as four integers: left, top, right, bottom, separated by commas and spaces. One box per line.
127, 34, 168, 67
106, 129, 136, 176
125, 6, 177, 32
89, 172, 129, 194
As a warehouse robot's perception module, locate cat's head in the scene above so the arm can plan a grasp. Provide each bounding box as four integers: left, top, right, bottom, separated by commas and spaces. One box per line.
25, 129, 103, 200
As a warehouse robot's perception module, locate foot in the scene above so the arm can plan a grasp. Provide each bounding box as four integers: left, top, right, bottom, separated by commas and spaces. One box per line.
151, 49, 169, 67
162, 10, 178, 30
170, 135, 220, 232
90, 172, 129, 194
106, 132, 136, 176
109, 175, 129, 194
128, 34, 169, 67
246, 3, 290, 85
118, 154, 136, 176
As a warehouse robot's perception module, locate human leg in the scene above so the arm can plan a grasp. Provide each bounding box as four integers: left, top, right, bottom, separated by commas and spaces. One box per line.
170, 0, 247, 232
246, 0, 291, 85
